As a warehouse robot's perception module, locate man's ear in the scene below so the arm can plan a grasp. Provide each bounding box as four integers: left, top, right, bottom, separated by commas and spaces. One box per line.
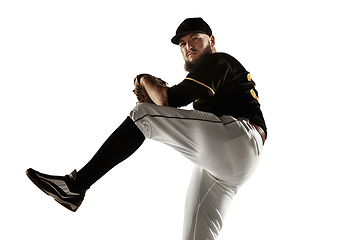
209, 35, 216, 53
209, 35, 215, 47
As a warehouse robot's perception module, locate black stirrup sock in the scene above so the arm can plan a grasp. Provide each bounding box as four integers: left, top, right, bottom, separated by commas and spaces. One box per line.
73, 116, 145, 190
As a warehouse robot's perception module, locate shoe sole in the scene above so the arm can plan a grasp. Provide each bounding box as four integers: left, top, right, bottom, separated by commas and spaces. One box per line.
26, 169, 79, 212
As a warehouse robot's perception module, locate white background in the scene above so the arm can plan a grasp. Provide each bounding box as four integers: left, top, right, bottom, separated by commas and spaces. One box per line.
1, 0, 359, 239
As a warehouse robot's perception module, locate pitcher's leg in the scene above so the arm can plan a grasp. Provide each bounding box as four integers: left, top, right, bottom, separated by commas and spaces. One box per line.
129, 103, 235, 168
130, 104, 262, 185
182, 166, 237, 240
73, 116, 145, 190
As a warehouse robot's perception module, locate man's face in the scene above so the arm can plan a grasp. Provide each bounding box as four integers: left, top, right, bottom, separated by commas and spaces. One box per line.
179, 33, 214, 63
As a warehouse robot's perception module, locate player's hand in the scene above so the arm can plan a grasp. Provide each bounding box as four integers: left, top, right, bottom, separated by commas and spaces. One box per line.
133, 74, 167, 104
133, 84, 154, 103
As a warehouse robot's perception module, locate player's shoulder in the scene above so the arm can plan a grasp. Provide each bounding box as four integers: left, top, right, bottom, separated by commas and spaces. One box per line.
194, 52, 246, 73
213, 52, 246, 72
214, 52, 240, 63
200, 52, 236, 66
205, 52, 231, 61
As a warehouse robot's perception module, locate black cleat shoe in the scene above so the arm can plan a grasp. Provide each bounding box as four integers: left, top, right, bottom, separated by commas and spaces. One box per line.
26, 168, 86, 212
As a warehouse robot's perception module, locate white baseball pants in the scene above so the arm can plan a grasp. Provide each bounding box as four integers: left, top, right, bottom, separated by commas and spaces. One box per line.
129, 103, 263, 240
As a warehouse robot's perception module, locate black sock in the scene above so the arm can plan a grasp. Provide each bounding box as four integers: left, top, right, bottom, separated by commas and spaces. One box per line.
73, 116, 145, 190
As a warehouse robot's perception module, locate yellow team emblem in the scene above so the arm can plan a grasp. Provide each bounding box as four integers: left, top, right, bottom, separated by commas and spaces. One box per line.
248, 73, 259, 101
250, 89, 259, 101
247, 73, 252, 81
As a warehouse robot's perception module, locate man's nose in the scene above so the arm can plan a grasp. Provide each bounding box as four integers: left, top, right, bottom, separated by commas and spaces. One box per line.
186, 43, 195, 51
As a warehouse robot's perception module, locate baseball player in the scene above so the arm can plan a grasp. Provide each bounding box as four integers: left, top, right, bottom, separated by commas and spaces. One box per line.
26, 17, 267, 240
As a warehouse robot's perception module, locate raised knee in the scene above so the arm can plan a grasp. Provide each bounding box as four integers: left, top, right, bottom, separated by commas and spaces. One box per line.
129, 103, 157, 122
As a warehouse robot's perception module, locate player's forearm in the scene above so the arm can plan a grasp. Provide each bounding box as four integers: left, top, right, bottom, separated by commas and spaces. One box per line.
140, 75, 169, 106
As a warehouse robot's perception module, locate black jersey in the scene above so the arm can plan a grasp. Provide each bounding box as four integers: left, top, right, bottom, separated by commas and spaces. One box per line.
167, 52, 267, 135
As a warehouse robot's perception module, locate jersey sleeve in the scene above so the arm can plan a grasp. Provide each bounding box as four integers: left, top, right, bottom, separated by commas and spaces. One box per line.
167, 54, 233, 108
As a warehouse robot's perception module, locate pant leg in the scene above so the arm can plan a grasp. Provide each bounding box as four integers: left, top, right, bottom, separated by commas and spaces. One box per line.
129, 103, 263, 187
182, 166, 238, 240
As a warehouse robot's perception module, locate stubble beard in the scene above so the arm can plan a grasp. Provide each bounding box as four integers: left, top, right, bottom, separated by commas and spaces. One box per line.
184, 44, 213, 72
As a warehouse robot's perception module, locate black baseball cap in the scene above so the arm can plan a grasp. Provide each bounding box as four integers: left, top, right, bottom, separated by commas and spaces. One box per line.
171, 17, 212, 45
